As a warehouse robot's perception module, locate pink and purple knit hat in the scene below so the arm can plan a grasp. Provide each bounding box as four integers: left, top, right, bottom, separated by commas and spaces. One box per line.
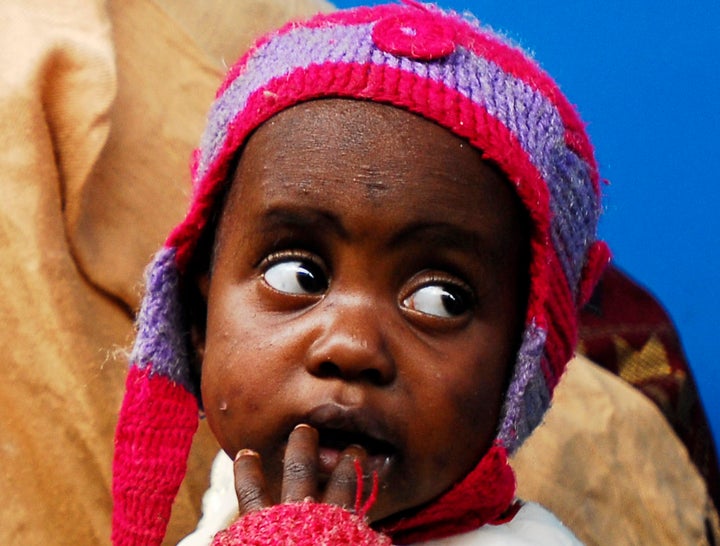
112, 1, 609, 543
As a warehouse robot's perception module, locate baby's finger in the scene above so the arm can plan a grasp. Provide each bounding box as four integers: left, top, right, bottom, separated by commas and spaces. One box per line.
233, 449, 272, 516
322, 445, 367, 511
281, 424, 320, 503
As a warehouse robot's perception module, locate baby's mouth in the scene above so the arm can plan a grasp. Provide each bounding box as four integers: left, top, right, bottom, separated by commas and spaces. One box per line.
316, 427, 396, 478
302, 404, 397, 476
317, 427, 396, 457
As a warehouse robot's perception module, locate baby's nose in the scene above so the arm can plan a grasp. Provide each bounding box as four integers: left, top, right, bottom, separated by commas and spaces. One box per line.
304, 294, 396, 385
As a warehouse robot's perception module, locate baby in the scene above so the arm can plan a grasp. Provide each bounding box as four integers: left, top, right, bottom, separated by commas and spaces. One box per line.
112, 2, 609, 545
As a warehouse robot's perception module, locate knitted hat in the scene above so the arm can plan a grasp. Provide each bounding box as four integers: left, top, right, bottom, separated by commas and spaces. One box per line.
112, 2, 609, 544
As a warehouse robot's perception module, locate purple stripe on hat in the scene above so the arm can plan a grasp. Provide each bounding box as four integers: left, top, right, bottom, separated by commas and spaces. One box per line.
497, 322, 550, 453
544, 144, 600, 291
199, 21, 598, 291
197, 23, 376, 176
130, 247, 197, 395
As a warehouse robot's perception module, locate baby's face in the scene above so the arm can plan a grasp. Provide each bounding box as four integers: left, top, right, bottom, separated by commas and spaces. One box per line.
199, 99, 528, 522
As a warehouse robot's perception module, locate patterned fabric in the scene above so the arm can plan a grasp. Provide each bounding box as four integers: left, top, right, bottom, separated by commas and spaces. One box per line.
579, 264, 719, 510
112, 2, 608, 544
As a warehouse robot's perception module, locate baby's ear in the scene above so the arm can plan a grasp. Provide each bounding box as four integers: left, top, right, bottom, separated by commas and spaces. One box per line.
189, 272, 210, 367
196, 272, 210, 301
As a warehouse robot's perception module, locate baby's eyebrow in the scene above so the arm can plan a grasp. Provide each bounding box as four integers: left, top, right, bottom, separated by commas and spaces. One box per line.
388, 222, 486, 257
259, 207, 349, 238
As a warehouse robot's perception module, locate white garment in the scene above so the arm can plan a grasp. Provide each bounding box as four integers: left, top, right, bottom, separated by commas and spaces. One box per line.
420, 503, 583, 546
179, 451, 583, 546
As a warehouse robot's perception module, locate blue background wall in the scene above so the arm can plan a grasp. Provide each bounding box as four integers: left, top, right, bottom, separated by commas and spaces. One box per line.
334, 0, 719, 442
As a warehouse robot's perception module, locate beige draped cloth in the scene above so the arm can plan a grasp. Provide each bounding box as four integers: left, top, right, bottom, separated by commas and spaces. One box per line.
0, 1, 716, 544
514, 355, 719, 545
0, 1, 331, 544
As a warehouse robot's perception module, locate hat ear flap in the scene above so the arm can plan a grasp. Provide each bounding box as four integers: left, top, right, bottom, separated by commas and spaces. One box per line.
112, 366, 199, 544
577, 241, 611, 308
113, 248, 202, 544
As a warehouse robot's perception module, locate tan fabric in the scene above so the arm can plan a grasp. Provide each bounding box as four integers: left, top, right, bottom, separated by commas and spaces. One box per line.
0, 1, 330, 545
513, 355, 720, 545
70, 0, 332, 313
1, 1, 716, 545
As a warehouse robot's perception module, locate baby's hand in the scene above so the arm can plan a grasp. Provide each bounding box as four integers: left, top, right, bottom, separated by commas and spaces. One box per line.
232, 424, 369, 517
214, 425, 391, 545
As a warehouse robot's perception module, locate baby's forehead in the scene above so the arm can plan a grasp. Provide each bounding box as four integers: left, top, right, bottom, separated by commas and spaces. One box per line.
218, 99, 528, 259
236, 98, 503, 191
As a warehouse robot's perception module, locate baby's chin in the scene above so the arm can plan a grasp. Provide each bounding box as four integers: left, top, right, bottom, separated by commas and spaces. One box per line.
363, 475, 445, 525
366, 492, 429, 527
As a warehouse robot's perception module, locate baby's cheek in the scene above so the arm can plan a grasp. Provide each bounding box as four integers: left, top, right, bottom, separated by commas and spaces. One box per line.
202, 394, 233, 453
205, 392, 245, 442
201, 372, 242, 449
456, 393, 500, 454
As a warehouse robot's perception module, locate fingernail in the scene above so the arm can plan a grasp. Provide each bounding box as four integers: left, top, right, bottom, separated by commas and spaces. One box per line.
293, 423, 314, 431
235, 449, 259, 462
340, 444, 367, 459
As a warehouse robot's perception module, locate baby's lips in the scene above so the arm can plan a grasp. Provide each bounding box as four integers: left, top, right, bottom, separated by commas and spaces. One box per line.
317, 443, 366, 477
296, 402, 398, 478
303, 403, 396, 453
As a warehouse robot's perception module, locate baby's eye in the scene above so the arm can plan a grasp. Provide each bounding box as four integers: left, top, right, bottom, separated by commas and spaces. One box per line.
263, 258, 328, 295
402, 283, 472, 318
